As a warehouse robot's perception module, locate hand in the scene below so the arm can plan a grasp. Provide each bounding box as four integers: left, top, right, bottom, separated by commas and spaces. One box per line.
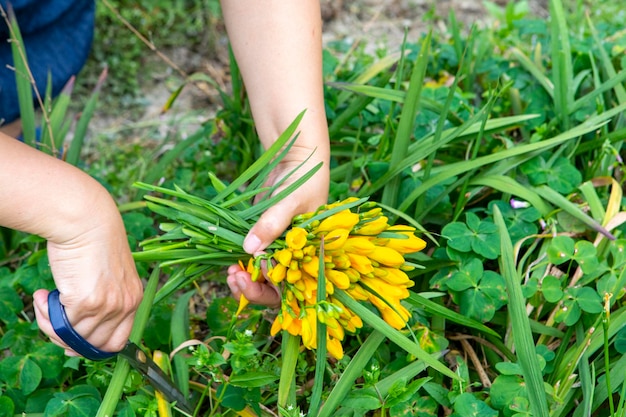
0, 134, 143, 355
32, 204, 143, 355
227, 144, 330, 308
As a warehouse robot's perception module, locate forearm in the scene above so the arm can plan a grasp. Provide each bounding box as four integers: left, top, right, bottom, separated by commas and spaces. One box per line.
220, 0, 330, 162
0, 133, 118, 243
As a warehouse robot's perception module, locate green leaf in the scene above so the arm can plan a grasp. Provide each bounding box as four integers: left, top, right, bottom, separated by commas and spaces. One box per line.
0, 396, 14, 417
495, 361, 523, 376
458, 288, 496, 323
490, 375, 526, 411
547, 235, 575, 265
447, 258, 483, 292
573, 286, 603, 314
442, 222, 474, 253
229, 371, 278, 388
45, 385, 101, 417
216, 384, 247, 411
571, 241, 600, 274
207, 297, 238, 336
341, 387, 382, 411
453, 393, 498, 417
541, 276, 564, 303
614, 326, 626, 354
19, 357, 41, 395
0, 286, 23, 324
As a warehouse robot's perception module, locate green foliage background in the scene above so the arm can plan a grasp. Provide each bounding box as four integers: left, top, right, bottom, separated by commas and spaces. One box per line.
2, 0, 626, 416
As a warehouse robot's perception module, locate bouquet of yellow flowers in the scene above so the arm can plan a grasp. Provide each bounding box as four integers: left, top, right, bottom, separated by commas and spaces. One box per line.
134, 114, 427, 361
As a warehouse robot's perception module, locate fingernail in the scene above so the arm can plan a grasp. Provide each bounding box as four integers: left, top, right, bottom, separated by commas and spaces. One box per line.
243, 233, 262, 254
237, 276, 247, 291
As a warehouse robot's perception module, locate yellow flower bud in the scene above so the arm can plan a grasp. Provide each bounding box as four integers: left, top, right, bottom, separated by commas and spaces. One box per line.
346, 252, 374, 275
360, 207, 382, 219
301, 308, 317, 349
286, 227, 308, 250
344, 268, 361, 283
326, 336, 344, 360
342, 237, 376, 255
378, 267, 412, 286
302, 256, 320, 278
322, 228, 350, 251
361, 276, 410, 299
268, 263, 287, 284
325, 269, 350, 289
326, 279, 334, 295
270, 316, 282, 336
379, 306, 408, 330
292, 249, 304, 260
332, 252, 351, 269
384, 233, 427, 254
274, 249, 293, 267
286, 268, 302, 284
316, 210, 360, 233
303, 244, 317, 257
368, 246, 405, 268
325, 316, 344, 338
355, 216, 389, 235
347, 284, 370, 301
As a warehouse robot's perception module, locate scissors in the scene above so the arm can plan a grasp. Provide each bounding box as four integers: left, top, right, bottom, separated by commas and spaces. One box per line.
48, 289, 194, 415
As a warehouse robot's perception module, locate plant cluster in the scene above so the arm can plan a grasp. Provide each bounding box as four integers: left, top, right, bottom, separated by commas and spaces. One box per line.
2, 0, 626, 417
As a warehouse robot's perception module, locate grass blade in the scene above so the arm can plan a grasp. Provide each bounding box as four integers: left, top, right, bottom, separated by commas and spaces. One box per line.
4, 5, 36, 145
316, 331, 386, 417
382, 31, 431, 207
96, 267, 162, 417
334, 290, 458, 380
493, 205, 550, 417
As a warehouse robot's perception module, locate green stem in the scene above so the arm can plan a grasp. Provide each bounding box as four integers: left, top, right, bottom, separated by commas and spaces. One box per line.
278, 332, 301, 408
603, 301, 614, 416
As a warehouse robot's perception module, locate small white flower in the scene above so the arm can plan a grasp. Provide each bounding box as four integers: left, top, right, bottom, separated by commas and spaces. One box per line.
287, 405, 294, 411
245, 329, 253, 337
510, 198, 530, 209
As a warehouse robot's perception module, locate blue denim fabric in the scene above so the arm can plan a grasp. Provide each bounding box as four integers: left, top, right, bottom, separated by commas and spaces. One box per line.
0, 0, 95, 125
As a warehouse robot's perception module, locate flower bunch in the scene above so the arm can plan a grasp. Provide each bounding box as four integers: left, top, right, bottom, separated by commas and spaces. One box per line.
253, 197, 427, 360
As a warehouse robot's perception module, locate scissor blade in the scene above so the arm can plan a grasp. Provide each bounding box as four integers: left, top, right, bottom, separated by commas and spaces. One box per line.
119, 343, 193, 414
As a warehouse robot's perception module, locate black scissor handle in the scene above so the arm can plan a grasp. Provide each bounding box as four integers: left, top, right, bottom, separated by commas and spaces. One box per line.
48, 289, 118, 360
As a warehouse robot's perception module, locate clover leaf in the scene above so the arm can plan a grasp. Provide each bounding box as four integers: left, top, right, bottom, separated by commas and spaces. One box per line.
447, 258, 507, 322
520, 156, 582, 193
452, 393, 498, 417
554, 286, 603, 325
442, 212, 500, 259
547, 236, 600, 274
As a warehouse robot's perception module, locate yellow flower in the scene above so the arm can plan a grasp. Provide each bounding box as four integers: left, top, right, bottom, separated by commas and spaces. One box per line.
342, 237, 376, 255
355, 216, 389, 235
286, 227, 308, 250
346, 252, 374, 275
367, 246, 405, 268
377, 267, 414, 286
301, 308, 318, 349
274, 249, 293, 267
316, 210, 360, 233
327, 336, 344, 360
384, 233, 427, 254
268, 263, 287, 284
325, 269, 350, 289
322, 228, 350, 250
286, 268, 302, 284
302, 255, 319, 278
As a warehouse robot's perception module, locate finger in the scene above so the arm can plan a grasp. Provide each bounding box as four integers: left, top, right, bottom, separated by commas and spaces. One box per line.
33, 289, 73, 353
244, 200, 298, 254
233, 271, 281, 308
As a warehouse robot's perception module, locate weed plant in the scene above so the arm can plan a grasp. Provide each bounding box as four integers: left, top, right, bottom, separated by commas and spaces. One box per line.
2, 1, 626, 416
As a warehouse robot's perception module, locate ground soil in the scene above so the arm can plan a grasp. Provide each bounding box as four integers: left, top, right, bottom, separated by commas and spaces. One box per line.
89, 0, 548, 137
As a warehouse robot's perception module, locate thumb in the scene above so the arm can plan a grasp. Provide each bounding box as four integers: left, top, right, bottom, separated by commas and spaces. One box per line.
244, 202, 295, 254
